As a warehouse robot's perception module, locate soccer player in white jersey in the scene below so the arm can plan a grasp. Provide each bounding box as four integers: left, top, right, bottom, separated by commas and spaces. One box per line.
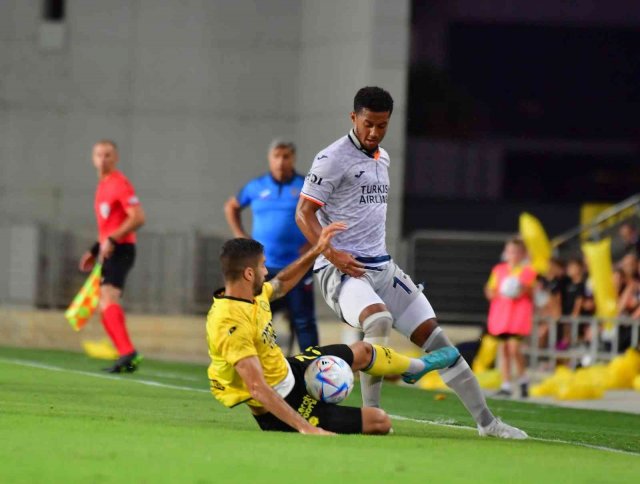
296, 86, 528, 439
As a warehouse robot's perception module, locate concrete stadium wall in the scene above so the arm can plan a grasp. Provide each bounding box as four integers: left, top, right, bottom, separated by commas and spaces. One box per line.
0, 0, 409, 251
295, 0, 409, 254
0, 307, 478, 363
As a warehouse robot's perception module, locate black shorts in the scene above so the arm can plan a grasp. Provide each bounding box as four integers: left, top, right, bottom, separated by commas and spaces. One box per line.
253, 344, 363, 434
101, 243, 136, 290
495, 333, 524, 341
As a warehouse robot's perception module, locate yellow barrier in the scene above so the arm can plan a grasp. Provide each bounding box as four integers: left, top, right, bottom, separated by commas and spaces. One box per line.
582, 239, 617, 318
472, 334, 498, 374
530, 349, 640, 399
519, 212, 552, 274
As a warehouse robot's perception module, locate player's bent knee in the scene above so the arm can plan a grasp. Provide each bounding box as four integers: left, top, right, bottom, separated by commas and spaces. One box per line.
361, 407, 391, 435
409, 318, 439, 346
361, 310, 393, 340
358, 303, 388, 324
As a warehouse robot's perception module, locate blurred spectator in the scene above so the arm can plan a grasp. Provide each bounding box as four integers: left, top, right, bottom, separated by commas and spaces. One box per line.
617, 265, 640, 316
631, 273, 640, 320
581, 263, 596, 316
604, 254, 640, 352
562, 258, 589, 316
540, 257, 568, 318
578, 258, 596, 354
535, 258, 568, 349
485, 237, 536, 398
613, 267, 625, 297
614, 252, 639, 301
555, 257, 595, 351
615, 222, 640, 260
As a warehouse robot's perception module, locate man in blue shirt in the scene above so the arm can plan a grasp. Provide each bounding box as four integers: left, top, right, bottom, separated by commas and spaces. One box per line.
224, 139, 318, 352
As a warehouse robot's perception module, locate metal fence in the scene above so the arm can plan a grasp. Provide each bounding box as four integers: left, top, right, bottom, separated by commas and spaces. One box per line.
527, 315, 640, 368
553, 193, 640, 258
0, 222, 226, 314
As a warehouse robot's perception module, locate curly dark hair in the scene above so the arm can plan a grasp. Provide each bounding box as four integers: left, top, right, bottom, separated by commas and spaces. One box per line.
220, 238, 264, 281
353, 86, 394, 114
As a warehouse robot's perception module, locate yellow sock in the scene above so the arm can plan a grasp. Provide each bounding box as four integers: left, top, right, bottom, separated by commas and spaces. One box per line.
365, 345, 412, 377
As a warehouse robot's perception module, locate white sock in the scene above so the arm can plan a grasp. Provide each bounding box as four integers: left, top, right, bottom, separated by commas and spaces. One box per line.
360, 312, 392, 408
406, 358, 425, 374
422, 327, 495, 427
361, 336, 387, 407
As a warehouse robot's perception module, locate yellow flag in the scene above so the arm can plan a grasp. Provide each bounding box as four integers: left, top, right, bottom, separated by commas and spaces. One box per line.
519, 212, 552, 274
64, 263, 102, 331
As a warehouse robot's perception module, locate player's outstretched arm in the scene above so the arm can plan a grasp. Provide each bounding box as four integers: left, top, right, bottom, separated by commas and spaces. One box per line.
270, 222, 346, 300
295, 198, 365, 278
235, 356, 334, 435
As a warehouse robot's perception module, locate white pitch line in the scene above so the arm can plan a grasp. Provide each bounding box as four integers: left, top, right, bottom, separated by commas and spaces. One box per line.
138, 370, 201, 382
1, 357, 638, 457
389, 414, 640, 457
0, 357, 209, 394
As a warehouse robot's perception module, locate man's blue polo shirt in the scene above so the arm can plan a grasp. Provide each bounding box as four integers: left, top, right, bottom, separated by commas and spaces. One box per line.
237, 172, 307, 268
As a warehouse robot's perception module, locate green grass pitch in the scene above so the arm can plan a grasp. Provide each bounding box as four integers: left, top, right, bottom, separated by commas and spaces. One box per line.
1, 346, 639, 483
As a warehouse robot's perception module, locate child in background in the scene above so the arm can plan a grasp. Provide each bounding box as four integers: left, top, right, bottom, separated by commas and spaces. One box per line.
536, 258, 568, 349
485, 237, 537, 398
555, 257, 590, 351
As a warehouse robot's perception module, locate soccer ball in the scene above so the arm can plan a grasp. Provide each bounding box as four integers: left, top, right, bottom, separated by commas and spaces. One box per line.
304, 355, 354, 404
499, 276, 522, 299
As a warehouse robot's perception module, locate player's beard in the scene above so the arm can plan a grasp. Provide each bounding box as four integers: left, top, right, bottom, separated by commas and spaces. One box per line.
252, 276, 264, 296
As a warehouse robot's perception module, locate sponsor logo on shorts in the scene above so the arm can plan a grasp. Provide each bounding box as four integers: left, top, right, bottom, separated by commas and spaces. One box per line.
298, 395, 317, 419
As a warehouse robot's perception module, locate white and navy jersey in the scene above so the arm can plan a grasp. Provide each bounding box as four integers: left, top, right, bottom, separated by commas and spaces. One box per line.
301, 129, 390, 270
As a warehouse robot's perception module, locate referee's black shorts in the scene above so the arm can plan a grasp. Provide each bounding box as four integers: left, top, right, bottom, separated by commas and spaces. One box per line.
101, 243, 136, 290
253, 344, 363, 434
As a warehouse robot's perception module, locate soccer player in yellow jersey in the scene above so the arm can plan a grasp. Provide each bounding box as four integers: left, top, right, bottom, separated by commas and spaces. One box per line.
207, 222, 460, 435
